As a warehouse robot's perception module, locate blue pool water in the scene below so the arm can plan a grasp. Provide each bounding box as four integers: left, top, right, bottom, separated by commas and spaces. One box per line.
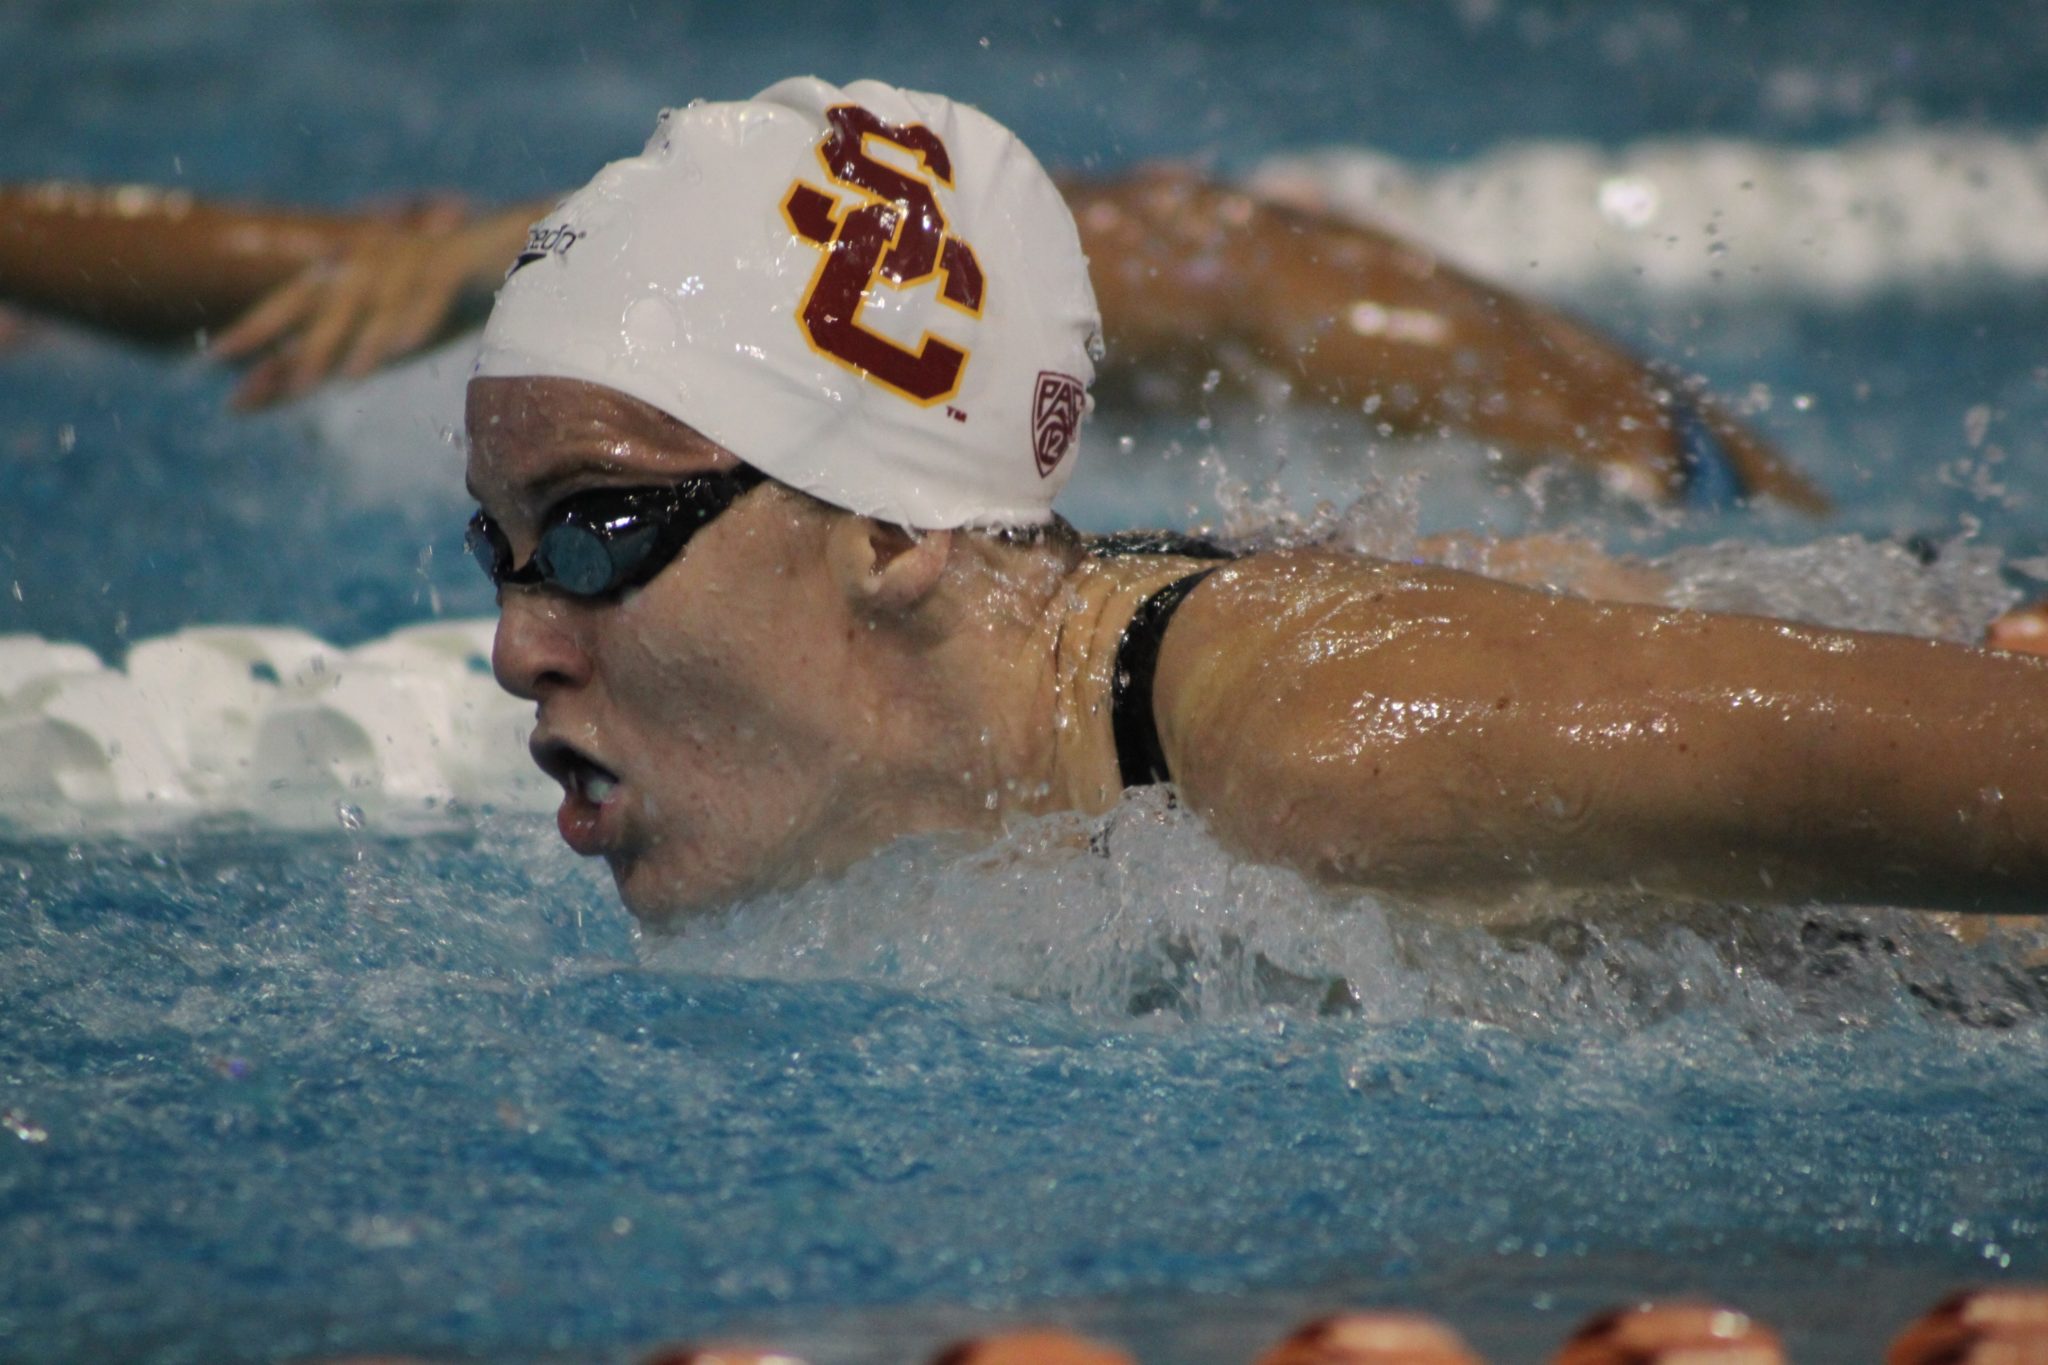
4, 3, 2048, 1363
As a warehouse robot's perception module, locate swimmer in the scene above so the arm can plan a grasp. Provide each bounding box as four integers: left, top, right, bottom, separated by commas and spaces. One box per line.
929, 1328, 1136, 1365
1552, 1304, 1784, 1365
456, 79, 2043, 923
0, 156, 1821, 510
1254, 1313, 1485, 1365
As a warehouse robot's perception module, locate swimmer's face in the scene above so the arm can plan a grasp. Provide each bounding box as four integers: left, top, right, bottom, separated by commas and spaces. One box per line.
465, 376, 900, 921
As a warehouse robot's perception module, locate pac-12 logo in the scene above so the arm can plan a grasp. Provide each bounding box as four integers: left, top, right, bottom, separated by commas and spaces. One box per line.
1032, 371, 1085, 478
782, 104, 985, 406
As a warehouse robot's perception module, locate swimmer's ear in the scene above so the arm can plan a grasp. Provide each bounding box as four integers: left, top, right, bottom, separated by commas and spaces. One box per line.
824, 515, 953, 616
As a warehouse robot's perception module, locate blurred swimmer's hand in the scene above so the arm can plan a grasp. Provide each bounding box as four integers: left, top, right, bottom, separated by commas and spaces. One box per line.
212, 199, 534, 409
0, 182, 541, 397
1065, 165, 1828, 513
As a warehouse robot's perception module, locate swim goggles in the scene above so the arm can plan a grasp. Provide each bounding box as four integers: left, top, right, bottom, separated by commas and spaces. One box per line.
466, 467, 769, 599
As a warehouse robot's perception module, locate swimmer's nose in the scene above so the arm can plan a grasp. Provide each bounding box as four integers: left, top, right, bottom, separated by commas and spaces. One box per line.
490, 589, 593, 701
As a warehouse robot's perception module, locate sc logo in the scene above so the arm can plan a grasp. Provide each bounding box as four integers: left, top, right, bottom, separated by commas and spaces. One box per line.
782, 104, 985, 406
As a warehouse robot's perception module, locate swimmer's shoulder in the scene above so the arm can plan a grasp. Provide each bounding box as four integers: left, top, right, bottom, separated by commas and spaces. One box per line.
1153, 546, 1418, 670
1146, 547, 1482, 795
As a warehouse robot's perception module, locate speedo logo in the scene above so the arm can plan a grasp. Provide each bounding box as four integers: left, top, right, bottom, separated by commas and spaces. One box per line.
506, 223, 585, 279
781, 103, 985, 407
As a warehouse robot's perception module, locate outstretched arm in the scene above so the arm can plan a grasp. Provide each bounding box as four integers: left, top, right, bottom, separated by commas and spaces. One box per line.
1060, 168, 1825, 512
0, 182, 541, 405
0, 182, 361, 332
1158, 550, 2046, 913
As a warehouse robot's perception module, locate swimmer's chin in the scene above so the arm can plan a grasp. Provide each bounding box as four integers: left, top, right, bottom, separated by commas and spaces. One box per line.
607, 830, 960, 928
606, 845, 835, 928
609, 854, 751, 927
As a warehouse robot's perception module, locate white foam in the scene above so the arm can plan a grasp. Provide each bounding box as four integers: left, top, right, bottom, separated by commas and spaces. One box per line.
1247, 128, 2048, 301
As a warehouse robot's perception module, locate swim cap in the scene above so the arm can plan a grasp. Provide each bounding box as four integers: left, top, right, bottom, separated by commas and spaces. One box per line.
475, 77, 1101, 529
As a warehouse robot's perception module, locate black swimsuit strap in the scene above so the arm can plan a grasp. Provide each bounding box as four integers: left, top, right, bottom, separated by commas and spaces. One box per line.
1111, 568, 1220, 788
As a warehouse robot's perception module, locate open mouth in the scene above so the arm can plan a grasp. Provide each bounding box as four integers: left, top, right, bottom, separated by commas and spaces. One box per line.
531, 735, 627, 857
571, 759, 620, 805
531, 736, 623, 805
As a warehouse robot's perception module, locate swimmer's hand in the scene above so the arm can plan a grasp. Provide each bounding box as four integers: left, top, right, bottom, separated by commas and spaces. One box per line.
211, 199, 533, 409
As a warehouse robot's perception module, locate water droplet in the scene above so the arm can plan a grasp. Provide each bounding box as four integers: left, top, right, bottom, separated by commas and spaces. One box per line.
1963, 403, 1992, 448
336, 803, 365, 832
2, 1109, 48, 1143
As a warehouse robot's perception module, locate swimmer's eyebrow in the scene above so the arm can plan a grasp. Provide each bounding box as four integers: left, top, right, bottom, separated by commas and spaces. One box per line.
465, 452, 687, 517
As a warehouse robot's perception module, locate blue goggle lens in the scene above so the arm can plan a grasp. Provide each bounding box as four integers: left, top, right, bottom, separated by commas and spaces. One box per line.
466, 468, 766, 599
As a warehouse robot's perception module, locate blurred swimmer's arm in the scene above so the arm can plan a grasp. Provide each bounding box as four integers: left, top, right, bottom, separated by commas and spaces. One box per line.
0, 183, 542, 404
1153, 550, 2048, 913
0, 183, 354, 333
1061, 167, 1827, 513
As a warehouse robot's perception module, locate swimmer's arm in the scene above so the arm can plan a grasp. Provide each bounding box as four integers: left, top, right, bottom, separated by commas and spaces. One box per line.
0, 183, 359, 332
1153, 550, 2048, 912
1059, 167, 1826, 512
0, 183, 545, 404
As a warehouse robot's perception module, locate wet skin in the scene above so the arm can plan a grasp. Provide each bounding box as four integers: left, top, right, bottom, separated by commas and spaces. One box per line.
466, 376, 921, 916
1157, 550, 2048, 911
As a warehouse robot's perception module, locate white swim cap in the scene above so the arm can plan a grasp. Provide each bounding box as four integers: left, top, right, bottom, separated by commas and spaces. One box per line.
475, 77, 1101, 529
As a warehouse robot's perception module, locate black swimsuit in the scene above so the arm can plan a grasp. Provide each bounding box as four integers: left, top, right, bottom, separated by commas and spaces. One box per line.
1092, 532, 1235, 788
